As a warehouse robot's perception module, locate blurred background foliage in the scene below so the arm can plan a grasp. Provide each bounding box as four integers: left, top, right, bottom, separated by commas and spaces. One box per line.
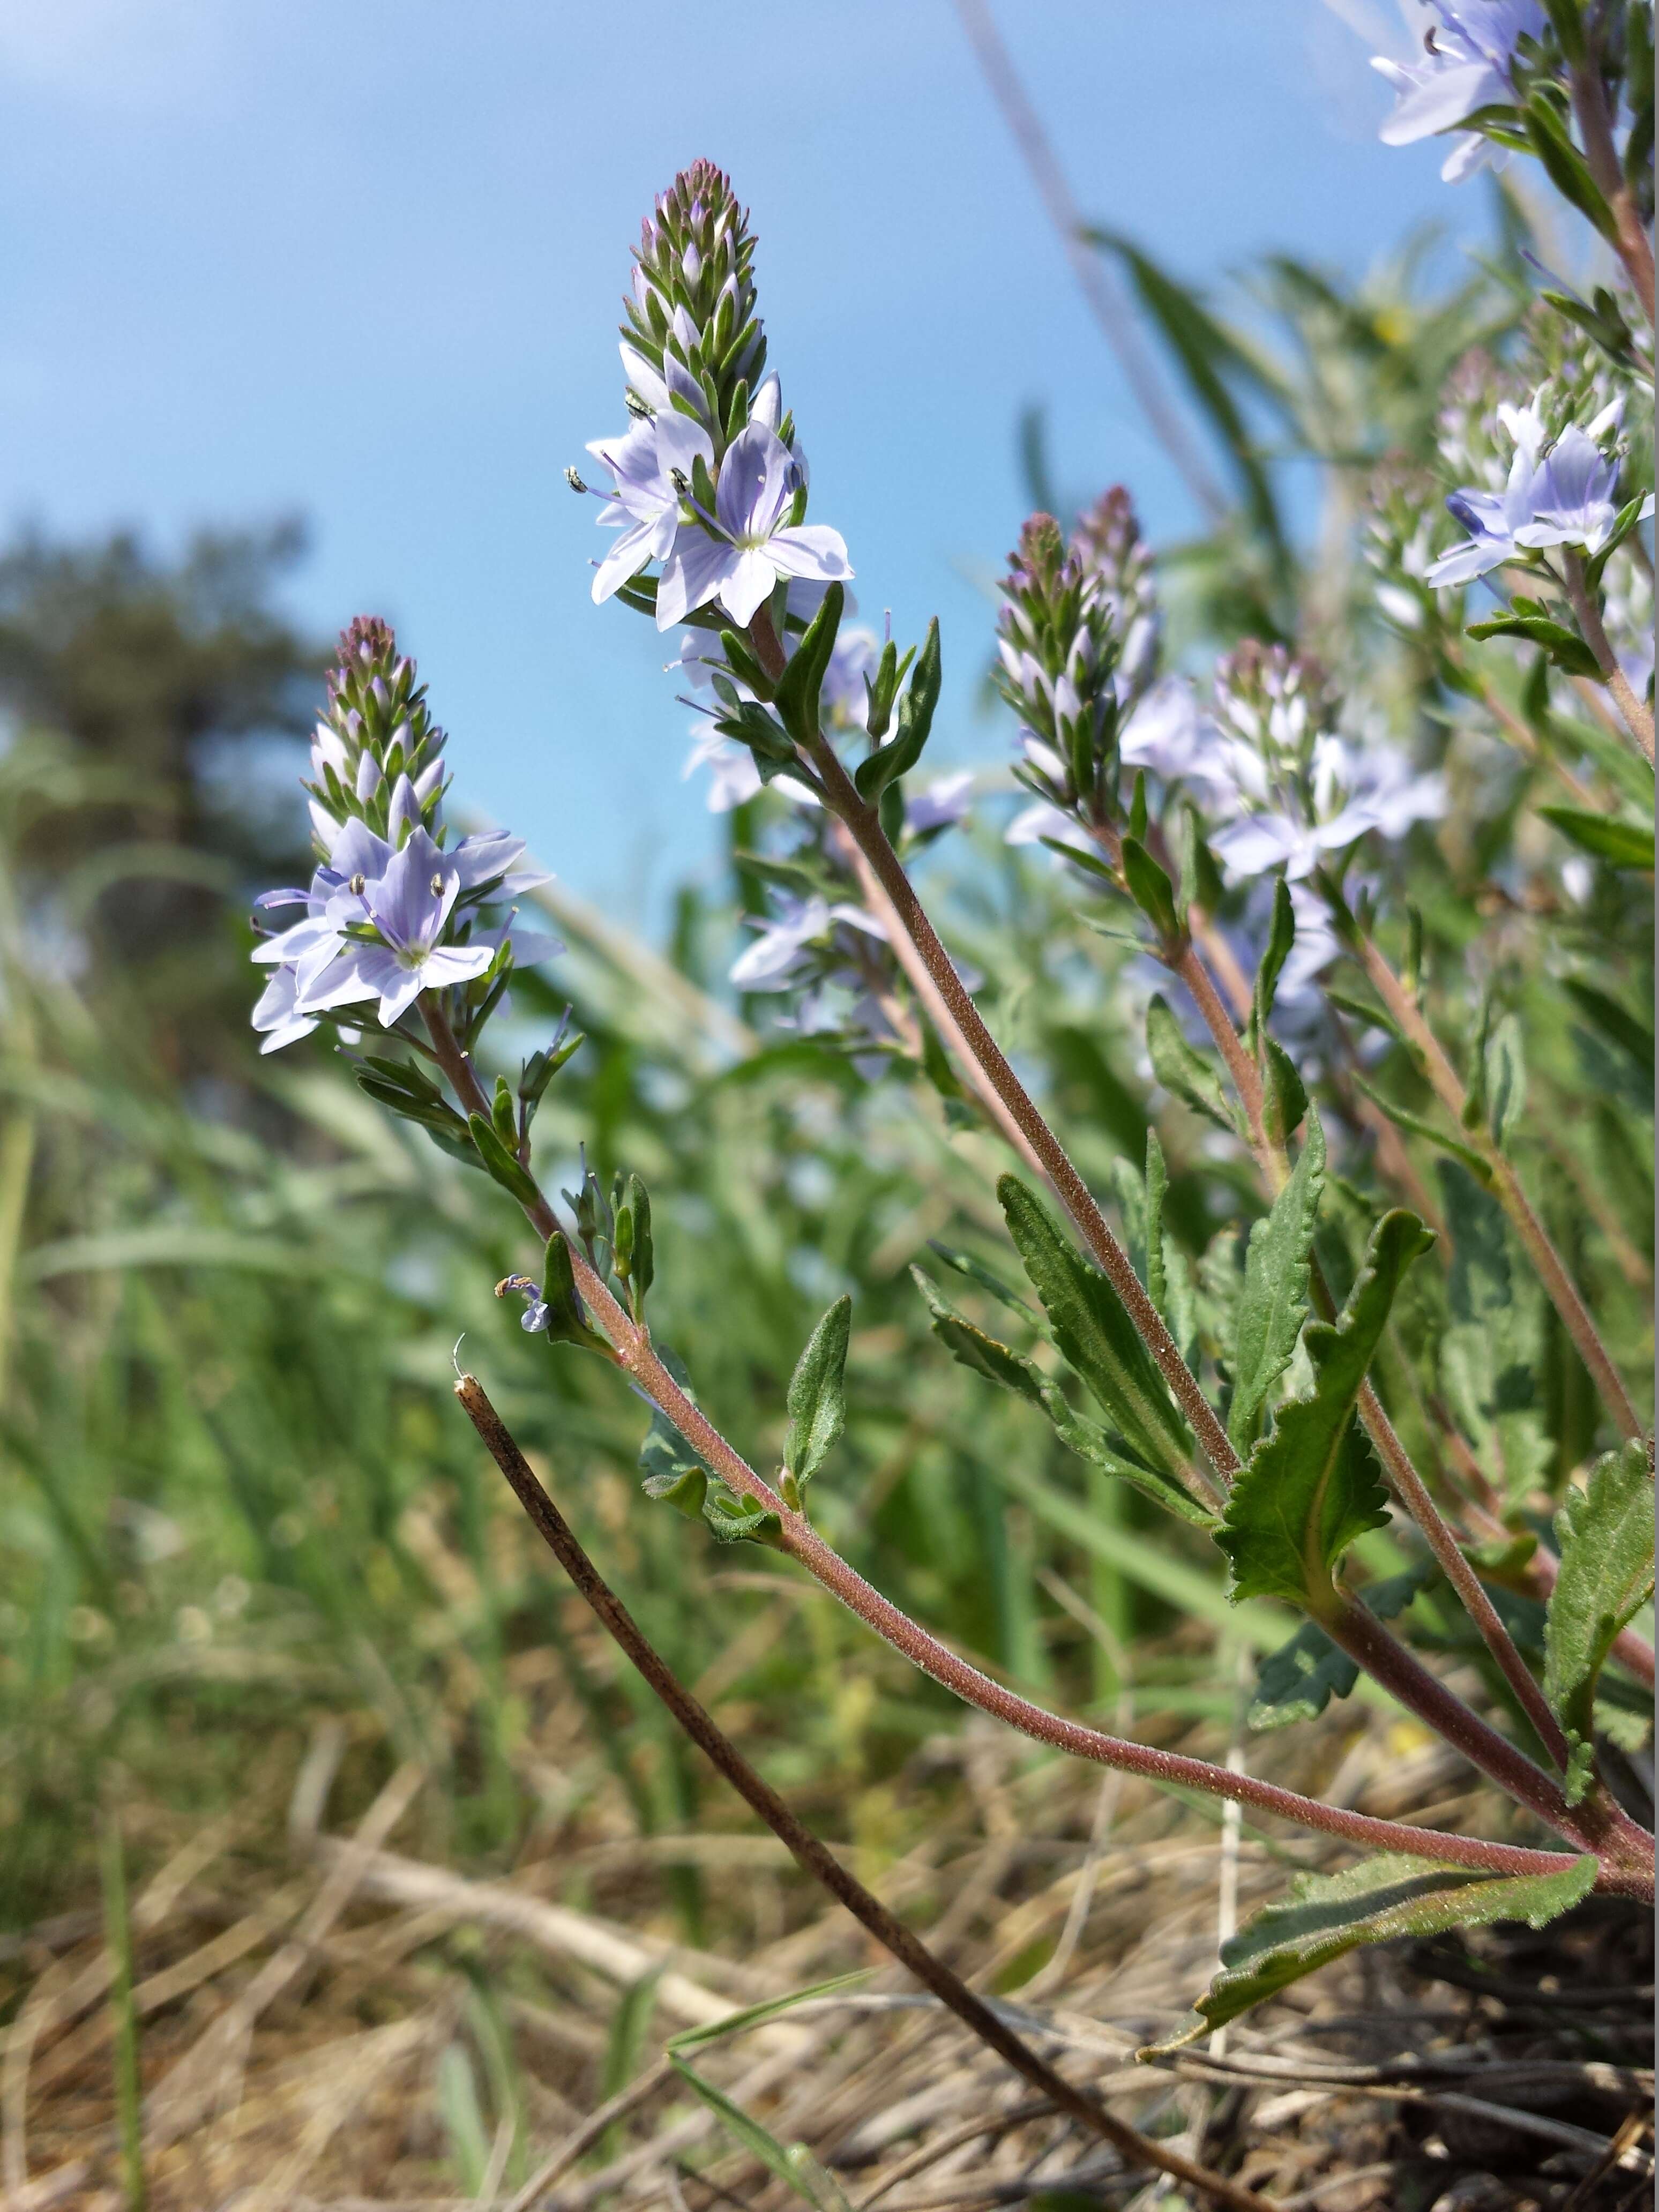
1, 203, 1649, 1986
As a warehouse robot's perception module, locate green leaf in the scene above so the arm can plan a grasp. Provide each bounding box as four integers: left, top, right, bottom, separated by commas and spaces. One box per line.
669, 2059, 853, 2210
1465, 614, 1602, 679
667, 1969, 872, 2053
1146, 995, 1241, 1135
855, 618, 940, 800
1483, 1012, 1526, 1149
1544, 1442, 1656, 1802
1436, 1163, 1552, 1504
783, 1295, 851, 1491
1142, 1852, 1597, 2053
1219, 1210, 1431, 1606
1259, 1034, 1308, 1148
925, 1240, 1038, 1321
1249, 1565, 1432, 1731
1350, 1073, 1493, 1183
1228, 1110, 1326, 1452
1254, 877, 1296, 1030
466, 1111, 541, 1210
772, 582, 844, 744
912, 1269, 1215, 1526
1120, 835, 1179, 944
998, 1176, 1197, 1490
1538, 805, 1655, 871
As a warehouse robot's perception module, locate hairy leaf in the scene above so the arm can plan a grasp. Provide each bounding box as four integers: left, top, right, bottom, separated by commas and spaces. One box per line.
1228, 1110, 1326, 1452
1220, 1210, 1431, 1606
1146, 995, 1240, 1134
1544, 1442, 1656, 1802
1249, 1565, 1433, 1731
913, 1269, 1215, 1526
1437, 1162, 1552, 1503
998, 1176, 1196, 1489
1142, 1852, 1597, 2052
784, 1294, 851, 1489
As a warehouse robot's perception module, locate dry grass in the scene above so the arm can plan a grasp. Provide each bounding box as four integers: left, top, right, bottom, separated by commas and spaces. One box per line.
2, 1633, 1650, 2212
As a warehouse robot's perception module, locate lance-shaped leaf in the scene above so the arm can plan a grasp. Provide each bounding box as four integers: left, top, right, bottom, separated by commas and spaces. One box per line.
1437, 1162, 1552, 1504
1252, 877, 1296, 1034
998, 1175, 1198, 1490
1146, 995, 1241, 1134
1544, 1441, 1656, 1804
1249, 1564, 1433, 1731
1227, 1109, 1325, 1452
1219, 1210, 1432, 1606
1141, 1852, 1597, 2053
913, 1270, 1216, 1526
783, 1294, 851, 1492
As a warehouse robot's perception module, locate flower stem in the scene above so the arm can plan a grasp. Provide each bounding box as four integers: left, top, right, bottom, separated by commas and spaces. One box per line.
1164, 933, 1581, 1775
1561, 549, 1655, 766
790, 726, 1242, 1492
1567, 56, 1655, 328
414, 998, 1648, 1888
452, 1371, 1277, 2212
1348, 925, 1644, 1443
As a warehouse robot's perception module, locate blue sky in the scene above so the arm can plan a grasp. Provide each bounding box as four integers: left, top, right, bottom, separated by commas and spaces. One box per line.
1, 0, 1491, 926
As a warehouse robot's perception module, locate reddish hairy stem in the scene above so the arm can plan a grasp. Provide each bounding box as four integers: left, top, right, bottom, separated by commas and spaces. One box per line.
1163, 928, 1582, 1775
1561, 549, 1655, 766
1567, 58, 1655, 327
453, 1374, 1276, 2212
1350, 930, 1643, 1442
415, 999, 1648, 1887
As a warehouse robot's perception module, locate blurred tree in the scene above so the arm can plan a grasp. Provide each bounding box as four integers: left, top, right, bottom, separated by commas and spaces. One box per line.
0, 520, 326, 1075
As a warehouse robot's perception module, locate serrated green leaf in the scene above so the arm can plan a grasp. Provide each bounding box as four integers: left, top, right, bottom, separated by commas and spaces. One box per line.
1538, 805, 1655, 870
1249, 1564, 1433, 1731
912, 1269, 1215, 1526
998, 1176, 1198, 1492
1259, 1034, 1307, 1148
1142, 1851, 1597, 2053
1146, 995, 1240, 1134
1228, 1110, 1326, 1452
1544, 1441, 1656, 1802
1120, 835, 1179, 943
1219, 1210, 1432, 1606
783, 1294, 851, 1489
1436, 1163, 1552, 1504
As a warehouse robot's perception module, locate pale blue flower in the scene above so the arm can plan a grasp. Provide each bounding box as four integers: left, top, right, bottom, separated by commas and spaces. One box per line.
587, 412, 716, 606
1371, 1, 1542, 183
297, 827, 496, 1028
729, 894, 884, 990
657, 419, 851, 632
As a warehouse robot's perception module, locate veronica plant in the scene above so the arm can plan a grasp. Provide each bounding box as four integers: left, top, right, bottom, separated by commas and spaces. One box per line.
255, 115, 1654, 2058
